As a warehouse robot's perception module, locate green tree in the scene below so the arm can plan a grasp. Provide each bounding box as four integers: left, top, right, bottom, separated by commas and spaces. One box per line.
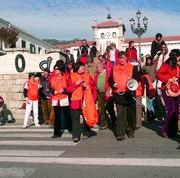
0, 27, 19, 48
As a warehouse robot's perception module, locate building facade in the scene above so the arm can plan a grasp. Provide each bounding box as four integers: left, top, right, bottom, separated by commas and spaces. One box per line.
92, 18, 126, 54
55, 16, 180, 60
0, 18, 54, 55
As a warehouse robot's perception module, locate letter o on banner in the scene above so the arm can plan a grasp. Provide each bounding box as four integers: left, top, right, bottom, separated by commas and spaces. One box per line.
15, 54, 25, 72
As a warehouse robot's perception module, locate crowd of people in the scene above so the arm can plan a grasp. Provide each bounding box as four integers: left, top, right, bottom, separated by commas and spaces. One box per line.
1, 34, 179, 142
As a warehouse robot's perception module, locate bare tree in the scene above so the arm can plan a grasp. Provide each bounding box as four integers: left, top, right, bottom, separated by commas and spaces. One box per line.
0, 27, 19, 48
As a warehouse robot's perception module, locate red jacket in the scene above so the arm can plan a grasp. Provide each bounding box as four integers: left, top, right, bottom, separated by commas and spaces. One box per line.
67, 72, 97, 109
126, 47, 138, 62
156, 64, 180, 90
79, 56, 87, 64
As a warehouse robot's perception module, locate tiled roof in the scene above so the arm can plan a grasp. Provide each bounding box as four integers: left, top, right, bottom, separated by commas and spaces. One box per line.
55, 35, 180, 49
124, 35, 180, 43
55, 41, 95, 49
92, 20, 120, 28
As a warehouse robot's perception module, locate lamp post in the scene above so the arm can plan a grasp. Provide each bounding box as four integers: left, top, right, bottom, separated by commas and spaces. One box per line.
129, 10, 148, 63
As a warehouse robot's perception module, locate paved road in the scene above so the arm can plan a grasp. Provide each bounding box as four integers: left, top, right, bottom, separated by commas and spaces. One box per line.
0, 121, 180, 178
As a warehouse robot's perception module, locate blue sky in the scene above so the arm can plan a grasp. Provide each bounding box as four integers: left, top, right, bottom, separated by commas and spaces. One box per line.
0, 0, 180, 40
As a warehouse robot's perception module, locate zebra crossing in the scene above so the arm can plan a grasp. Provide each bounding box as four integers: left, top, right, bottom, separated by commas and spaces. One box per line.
0, 125, 180, 168
0, 125, 79, 163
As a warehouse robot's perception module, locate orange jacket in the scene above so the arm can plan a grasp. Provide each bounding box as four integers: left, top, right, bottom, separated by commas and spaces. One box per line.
51, 74, 68, 100
26, 80, 39, 100
82, 87, 98, 127
70, 72, 83, 100
113, 63, 134, 93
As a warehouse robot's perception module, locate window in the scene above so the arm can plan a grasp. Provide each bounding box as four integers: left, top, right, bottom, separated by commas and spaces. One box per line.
112, 32, 117, 38
0, 41, 2, 50
106, 41, 111, 46
30, 44, 36, 54
38, 47, 41, 54
101, 33, 105, 39
21, 40, 26, 48
10, 43, 16, 48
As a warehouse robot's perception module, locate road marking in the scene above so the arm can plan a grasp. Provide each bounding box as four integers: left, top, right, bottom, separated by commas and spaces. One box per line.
0, 129, 52, 132
0, 125, 49, 128
0, 141, 78, 146
0, 157, 180, 167
0, 128, 98, 132
0, 150, 64, 157
0, 133, 71, 138
0, 167, 34, 178
0, 125, 99, 131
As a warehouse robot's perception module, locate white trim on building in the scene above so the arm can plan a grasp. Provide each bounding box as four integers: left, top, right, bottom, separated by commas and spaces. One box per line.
0, 17, 54, 54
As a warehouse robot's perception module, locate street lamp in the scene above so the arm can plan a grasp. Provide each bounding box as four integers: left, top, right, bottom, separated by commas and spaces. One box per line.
129, 10, 148, 63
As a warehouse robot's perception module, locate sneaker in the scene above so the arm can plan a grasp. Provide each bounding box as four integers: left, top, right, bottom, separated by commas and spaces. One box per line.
23, 125, 28, 129
73, 137, 79, 142
35, 124, 40, 128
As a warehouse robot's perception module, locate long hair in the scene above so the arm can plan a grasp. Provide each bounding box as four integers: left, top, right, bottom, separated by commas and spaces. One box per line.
73, 62, 85, 72
165, 49, 179, 67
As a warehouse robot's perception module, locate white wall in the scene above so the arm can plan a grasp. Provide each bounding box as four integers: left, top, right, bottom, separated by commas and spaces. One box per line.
0, 51, 61, 74
94, 26, 124, 54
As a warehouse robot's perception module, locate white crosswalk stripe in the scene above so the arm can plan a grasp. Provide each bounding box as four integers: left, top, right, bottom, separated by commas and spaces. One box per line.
0, 125, 180, 167
0, 140, 78, 146
0, 157, 180, 167
0, 150, 64, 157
0, 125, 80, 165
0, 133, 71, 138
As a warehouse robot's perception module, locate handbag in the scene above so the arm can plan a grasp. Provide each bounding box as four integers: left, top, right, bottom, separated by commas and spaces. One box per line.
165, 80, 180, 97
165, 67, 180, 97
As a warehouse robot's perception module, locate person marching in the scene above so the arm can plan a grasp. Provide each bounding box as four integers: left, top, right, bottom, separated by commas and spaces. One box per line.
125, 40, 138, 63
109, 51, 141, 140
67, 62, 98, 142
23, 73, 41, 128
94, 62, 116, 129
39, 68, 51, 125
50, 62, 69, 138
156, 49, 180, 138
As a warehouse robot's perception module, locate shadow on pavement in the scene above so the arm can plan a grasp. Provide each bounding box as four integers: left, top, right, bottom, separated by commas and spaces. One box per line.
143, 120, 180, 144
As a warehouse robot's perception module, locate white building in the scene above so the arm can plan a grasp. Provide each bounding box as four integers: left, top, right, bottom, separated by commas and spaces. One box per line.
122, 36, 180, 57
0, 17, 54, 55
56, 17, 180, 59
92, 18, 126, 54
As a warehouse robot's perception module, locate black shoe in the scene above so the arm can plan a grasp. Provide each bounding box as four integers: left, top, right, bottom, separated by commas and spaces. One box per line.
116, 135, 125, 141
73, 137, 79, 142
127, 134, 134, 138
0, 122, 5, 126
7, 119, 15, 123
51, 135, 61, 138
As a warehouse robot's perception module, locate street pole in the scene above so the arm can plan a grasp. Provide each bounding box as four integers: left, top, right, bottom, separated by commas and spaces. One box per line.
138, 38, 141, 60
129, 10, 148, 64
